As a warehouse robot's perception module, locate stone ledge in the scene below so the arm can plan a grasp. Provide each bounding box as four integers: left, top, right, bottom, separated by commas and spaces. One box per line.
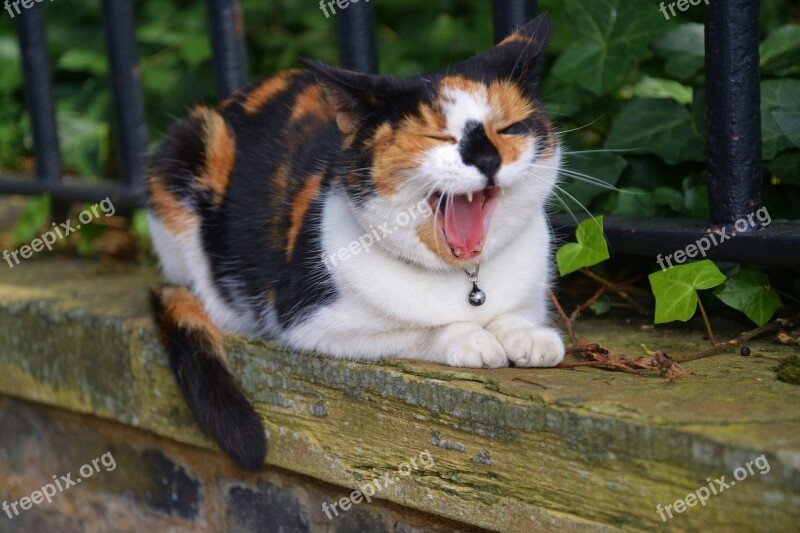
0, 259, 799, 531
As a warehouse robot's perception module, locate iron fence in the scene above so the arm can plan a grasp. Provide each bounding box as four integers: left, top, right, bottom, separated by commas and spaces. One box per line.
2, 0, 799, 266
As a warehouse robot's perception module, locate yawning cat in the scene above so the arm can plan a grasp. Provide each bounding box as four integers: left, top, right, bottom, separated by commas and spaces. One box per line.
148, 15, 564, 471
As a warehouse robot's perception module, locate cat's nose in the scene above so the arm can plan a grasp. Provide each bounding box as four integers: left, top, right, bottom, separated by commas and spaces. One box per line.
459, 121, 501, 182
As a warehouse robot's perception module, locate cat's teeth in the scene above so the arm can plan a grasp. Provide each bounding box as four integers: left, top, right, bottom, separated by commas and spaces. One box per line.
466, 191, 473, 203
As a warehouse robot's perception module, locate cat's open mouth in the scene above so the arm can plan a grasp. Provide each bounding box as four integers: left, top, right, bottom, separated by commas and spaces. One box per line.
428, 186, 500, 260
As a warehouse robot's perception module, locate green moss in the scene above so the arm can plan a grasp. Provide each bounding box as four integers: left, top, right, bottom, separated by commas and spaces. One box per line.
775, 355, 800, 385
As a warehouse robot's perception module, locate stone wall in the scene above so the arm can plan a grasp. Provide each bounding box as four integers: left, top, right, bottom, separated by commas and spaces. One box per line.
1, 260, 799, 532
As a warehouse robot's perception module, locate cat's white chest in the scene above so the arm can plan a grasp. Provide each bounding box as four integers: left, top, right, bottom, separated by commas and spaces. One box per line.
319, 194, 551, 329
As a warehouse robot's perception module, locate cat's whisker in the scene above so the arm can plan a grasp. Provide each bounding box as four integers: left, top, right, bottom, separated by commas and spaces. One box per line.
561, 148, 640, 155
527, 163, 620, 192
555, 116, 605, 136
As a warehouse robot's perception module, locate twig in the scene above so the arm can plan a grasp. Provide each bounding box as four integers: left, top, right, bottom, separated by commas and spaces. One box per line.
548, 289, 578, 345
579, 268, 651, 316
676, 311, 800, 363
512, 377, 548, 389
776, 289, 800, 306
569, 286, 606, 323
695, 297, 718, 346
548, 289, 685, 380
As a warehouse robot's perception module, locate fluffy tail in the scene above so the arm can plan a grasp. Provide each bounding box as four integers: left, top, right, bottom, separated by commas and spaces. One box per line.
150, 285, 266, 471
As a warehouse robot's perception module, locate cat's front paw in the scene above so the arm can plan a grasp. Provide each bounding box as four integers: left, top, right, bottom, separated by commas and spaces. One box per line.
487, 315, 565, 367
429, 322, 508, 368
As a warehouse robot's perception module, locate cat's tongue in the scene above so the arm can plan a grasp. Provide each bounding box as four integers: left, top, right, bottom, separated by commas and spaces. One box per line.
443, 192, 488, 258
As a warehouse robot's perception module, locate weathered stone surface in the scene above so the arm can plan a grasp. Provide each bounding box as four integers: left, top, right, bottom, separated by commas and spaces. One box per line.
0, 397, 477, 532
1, 260, 799, 531
225, 481, 310, 532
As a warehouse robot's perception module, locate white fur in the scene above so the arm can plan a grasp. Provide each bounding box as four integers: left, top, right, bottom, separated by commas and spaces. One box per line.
280, 190, 565, 367
149, 212, 261, 337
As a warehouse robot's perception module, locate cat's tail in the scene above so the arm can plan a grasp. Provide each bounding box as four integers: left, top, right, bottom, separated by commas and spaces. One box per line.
150, 285, 266, 472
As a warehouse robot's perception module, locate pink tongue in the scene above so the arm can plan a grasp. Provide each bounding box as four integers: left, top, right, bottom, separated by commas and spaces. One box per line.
444, 193, 485, 255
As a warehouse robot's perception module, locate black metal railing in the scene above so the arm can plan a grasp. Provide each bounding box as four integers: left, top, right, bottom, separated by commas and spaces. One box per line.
2, 0, 799, 266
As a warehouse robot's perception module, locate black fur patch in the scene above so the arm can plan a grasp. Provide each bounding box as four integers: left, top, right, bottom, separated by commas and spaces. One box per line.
459, 120, 501, 183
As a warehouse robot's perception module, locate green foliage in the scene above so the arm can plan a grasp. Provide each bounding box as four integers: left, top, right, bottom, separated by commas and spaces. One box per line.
552, 0, 670, 96
648, 260, 726, 324
605, 98, 706, 165
12, 195, 50, 247
539, 0, 800, 222
556, 216, 609, 276
714, 268, 782, 326
760, 24, 800, 75
0, 0, 797, 224
652, 23, 705, 80
590, 294, 611, 316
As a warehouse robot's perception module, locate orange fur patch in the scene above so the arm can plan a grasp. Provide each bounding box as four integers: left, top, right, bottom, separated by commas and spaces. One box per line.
193, 108, 236, 205
401, 104, 452, 141
487, 81, 534, 125
440, 76, 486, 95
372, 121, 440, 197
243, 71, 300, 115
498, 33, 532, 46
285, 174, 323, 258
160, 286, 224, 356
290, 84, 332, 122
486, 81, 536, 165
148, 175, 197, 234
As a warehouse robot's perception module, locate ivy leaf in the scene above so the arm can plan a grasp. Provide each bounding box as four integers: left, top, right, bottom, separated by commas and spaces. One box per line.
628, 76, 693, 105
653, 23, 705, 80
612, 187, 656, 216
761, 80, 800, 159
591, 294, 611, 316
552, 0, 670, 95
557, 216, 609, 276
605, 98, 706, 165
714, 269, 782, 326
772, 110, 800, 148
649, 260, 726, 324
760, 24, 800, 75
652, 187, 684, 212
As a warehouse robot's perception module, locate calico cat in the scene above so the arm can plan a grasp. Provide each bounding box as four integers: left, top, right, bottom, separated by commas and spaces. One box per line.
148, 15, 564, 471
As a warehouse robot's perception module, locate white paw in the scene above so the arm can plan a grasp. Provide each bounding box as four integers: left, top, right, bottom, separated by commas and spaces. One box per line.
488, 316, 565, 368
432, 323, 508, 368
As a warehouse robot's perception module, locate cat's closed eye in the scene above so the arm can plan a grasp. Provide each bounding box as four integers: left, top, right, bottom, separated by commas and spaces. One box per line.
497, 121, 527, 135
420, 131, 457, 143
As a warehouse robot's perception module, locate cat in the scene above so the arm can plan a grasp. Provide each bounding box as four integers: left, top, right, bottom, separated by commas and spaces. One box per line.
148, 15, 564, 471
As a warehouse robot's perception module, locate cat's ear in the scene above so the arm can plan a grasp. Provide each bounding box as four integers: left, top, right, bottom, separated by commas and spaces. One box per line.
299, 59, 389, 134
496, 14, 552, 58
493, 14, 551, 88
